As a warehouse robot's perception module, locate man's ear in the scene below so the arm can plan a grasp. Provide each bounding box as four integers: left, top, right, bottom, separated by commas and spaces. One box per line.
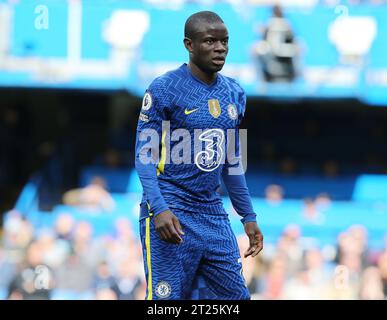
184, 37, 193, 52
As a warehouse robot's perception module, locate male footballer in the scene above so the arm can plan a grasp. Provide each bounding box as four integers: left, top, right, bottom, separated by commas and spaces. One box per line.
135, 11, 263, 300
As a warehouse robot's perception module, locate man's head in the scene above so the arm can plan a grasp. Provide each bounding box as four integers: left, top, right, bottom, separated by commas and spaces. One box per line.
184, 11, 229, 75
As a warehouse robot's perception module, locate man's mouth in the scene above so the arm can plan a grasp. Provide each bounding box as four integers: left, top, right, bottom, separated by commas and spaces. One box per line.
212, 57, 225, 65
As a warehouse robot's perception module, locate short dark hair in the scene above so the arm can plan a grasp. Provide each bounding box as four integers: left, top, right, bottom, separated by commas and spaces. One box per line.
184, 11, 224, 39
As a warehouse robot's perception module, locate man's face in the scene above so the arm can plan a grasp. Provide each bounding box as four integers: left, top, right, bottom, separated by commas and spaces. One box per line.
187, 22, 229, 74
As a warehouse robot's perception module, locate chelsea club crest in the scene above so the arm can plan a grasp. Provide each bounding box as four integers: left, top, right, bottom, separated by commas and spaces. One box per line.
227, 104, 238, 120
155, 281, 172, 299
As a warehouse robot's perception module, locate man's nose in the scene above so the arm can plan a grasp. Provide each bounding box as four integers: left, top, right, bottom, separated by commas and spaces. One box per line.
214, 41, 227, 52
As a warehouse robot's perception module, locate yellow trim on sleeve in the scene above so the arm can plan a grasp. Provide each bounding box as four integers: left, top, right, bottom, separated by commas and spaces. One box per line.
156, 130, 167, 176
146, 201, 153, 217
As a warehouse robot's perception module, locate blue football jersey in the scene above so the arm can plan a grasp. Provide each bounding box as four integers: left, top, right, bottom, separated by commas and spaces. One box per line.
135, 63, 255, 221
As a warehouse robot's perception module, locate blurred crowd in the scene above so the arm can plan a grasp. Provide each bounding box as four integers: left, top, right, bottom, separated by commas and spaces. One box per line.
1, 204, 386, 300
0, 210, 145, 300
239, 223, 387, 300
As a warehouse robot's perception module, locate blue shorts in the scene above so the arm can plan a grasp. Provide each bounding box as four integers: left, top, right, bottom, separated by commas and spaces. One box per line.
139, 206, 250, 300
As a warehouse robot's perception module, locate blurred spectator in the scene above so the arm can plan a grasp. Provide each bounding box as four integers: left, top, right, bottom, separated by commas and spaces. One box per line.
336, 231, 365, 292
7, 242, 54, 300
323, 160, 339, 177
359, 266, 384, 300
114, 217, 136, 242
301, 248, 333, 298
260, 254, 288, 299
348, 225, 369, 268
276, 225, 304, 275
115, 258, 143, 300
264, 184, 284, 205
0, 247, 16, 293
3, 210, 33, 256
336, 226, 369, 273
62, 176, 116, 212
302, 198, 325, 224
252, 5, 299, 83
35, 229, 70, 269
103, 148, 123, 169
314, 192, 332, 212
92, 261, 120, 296
321, 264, 358, 299
280, 157, 297, 174
132, 280, 147, 300
95, 287, 118, 300
54, 213, 75, 241
282, 270, 317, 299
55, 250, 94, 294
71, 221, 106, 267
377, 252, 387, 297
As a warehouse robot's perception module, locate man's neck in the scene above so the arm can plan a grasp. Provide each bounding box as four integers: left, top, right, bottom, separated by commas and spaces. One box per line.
188, 62, 217, 85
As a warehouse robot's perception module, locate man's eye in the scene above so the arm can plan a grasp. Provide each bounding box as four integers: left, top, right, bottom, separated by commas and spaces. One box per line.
222, 40, 228, 45
206, 40, 214, 44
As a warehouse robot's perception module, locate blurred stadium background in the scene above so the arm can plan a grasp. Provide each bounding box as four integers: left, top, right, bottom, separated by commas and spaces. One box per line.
1, 0, 387, 300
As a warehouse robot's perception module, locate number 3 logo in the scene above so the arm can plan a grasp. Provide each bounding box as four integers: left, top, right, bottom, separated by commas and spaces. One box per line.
195, 129, 224, 172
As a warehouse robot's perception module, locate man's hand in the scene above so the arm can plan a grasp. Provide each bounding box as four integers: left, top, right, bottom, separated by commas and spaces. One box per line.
243, 221, 263, 258
154, 210, 185, 244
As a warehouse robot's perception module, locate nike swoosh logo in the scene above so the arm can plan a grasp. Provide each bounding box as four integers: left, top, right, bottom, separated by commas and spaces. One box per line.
184, 108, 199, 115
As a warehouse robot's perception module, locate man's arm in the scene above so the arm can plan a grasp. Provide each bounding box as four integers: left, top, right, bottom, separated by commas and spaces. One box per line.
135, 86, 169, 216
222, 167, 263, 258
222, 87, 263, 257
135, 82, 184, 244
